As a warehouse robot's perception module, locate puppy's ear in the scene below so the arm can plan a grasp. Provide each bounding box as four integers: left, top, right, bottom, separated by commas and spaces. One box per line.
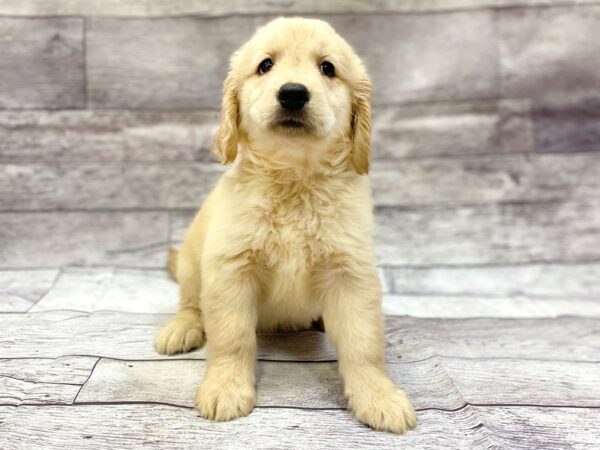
350, 76, 372, 175
213, 73, 239, 164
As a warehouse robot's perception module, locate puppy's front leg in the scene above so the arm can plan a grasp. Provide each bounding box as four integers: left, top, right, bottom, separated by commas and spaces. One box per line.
320, 268, 417, 434
195, 268, 258, 421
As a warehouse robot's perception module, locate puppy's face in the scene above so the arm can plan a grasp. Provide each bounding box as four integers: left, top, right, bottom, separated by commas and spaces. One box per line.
215, 18, 372, 174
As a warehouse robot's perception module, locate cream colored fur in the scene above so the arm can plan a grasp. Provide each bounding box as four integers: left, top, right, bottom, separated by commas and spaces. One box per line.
154, 17, 417, 434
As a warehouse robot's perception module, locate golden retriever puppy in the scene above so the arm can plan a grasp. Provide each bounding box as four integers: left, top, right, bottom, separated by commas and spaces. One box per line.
154, 17, 417, 434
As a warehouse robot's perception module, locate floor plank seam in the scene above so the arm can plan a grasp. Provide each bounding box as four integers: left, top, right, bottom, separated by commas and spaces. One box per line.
72, 357, 100, 404
2, 354, 599, 364
25, 269, 63, 313
5, 400, 599, 412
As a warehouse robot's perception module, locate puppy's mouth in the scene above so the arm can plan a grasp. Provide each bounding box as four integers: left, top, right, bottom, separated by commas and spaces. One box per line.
279, 118, 305, 129
273, 114, 314, 133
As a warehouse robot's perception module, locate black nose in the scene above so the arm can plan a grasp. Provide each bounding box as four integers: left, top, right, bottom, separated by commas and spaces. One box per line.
278, 83, 309, 112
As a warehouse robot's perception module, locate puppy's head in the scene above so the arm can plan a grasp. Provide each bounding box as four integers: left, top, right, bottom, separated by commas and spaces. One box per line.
214, 17, 372, 174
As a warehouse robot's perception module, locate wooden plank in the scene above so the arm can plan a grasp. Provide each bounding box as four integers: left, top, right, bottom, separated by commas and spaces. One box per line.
0, 270, 59, 312
30, 268, 178, 313
372, 100, 532, 159
376, 200, 600, 266
0, 18, 84, 109
0, 212, 169, 269
0, 110, 219, 163
387, 262, 600, 298
532, 96, 600, 154
87, 17, 260, 109
0, 376, 80, 406
0, 356, 97, 406
0, 356, 97, 384
76, 358, 464, 411
382, 295, 600, 319
87, 12, 497, 108
1, 311, 599, 362
0, 163, 223, 211
6, 152, 600, 210
386, 317, 600, 363
1, 0, 598, 16
77, 357, 600, 410
498, 5, 600, 101
0, 404, 496, 449
474, 406, 600, 449
444, 359, 600, 407
327, 12, 498, 106
371, 152, 600, 207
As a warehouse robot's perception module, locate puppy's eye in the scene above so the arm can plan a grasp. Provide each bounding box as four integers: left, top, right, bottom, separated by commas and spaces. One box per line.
320, 61, 335, 77
258, 58, 274, 75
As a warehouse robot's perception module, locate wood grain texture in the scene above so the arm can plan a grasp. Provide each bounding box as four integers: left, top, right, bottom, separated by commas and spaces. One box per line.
2, 0, 600, 16
76, 358, 464, 411
498, 5, 600, 100
30, 268, 178, 313
387, 262, 600, 298
444, 359, 600, 407
371, 152, 600, 207
1, 311, 598, 362
0, 356, 97, 384
77, 356, 600, 410
376, 200, 600, 266
87, 17, 260, 109
0, 404, 496, 449
475, 406, 600, 450
5, 152, 599, 210
532, 96, 600, 154
382, 295, 600, 318
0, 212, 169, 268
0, 375, 80, 405
0, 270, 59, 312
0, 18, 84, 109
0, 163, 223, 210
373, 100, 533, 159
0, 110, 219, 162
87, 12, 498, 108
0, 356, 97, 406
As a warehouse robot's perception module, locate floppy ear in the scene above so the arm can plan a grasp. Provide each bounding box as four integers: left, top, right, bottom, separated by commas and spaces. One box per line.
350, 77, 372, 175
213, 74, 239, 164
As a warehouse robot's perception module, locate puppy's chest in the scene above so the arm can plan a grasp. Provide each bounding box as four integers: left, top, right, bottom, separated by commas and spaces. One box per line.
250, 188, 341, 269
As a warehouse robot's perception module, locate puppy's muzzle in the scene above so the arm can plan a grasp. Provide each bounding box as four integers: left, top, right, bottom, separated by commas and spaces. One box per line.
278, 83, 309, 112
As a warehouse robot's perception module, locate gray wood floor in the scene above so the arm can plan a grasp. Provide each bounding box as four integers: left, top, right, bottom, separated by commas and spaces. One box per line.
1, 275, 600, 449
2, 0, 600, 448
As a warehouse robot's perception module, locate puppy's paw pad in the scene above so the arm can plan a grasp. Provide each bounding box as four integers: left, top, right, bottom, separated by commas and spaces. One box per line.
154, 319, 205, 355
350, 387, 417, 434
195, 379, 256, 422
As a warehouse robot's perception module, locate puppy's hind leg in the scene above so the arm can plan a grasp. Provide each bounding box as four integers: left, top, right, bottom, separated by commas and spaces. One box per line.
155, 248, 205, 355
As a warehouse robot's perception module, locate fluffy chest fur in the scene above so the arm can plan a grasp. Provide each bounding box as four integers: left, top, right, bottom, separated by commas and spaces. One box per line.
215, 167, 369, 328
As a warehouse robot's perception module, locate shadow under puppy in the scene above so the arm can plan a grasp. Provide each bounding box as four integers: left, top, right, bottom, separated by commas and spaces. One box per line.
155, 17, 417, 434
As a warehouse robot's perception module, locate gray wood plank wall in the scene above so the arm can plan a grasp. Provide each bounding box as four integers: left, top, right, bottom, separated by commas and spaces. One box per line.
0, 2, 599, 290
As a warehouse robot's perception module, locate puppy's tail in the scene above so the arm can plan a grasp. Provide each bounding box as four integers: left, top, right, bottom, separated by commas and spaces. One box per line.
167, 247, 179, 283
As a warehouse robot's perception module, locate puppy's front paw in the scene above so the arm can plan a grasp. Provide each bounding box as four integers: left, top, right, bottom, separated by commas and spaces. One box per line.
196, 376, 256, 421
348, 382, 417, 434
154, 317, 204, 355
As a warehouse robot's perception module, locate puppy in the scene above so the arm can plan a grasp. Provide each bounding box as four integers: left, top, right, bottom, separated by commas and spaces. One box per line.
155, 17, 417, 434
